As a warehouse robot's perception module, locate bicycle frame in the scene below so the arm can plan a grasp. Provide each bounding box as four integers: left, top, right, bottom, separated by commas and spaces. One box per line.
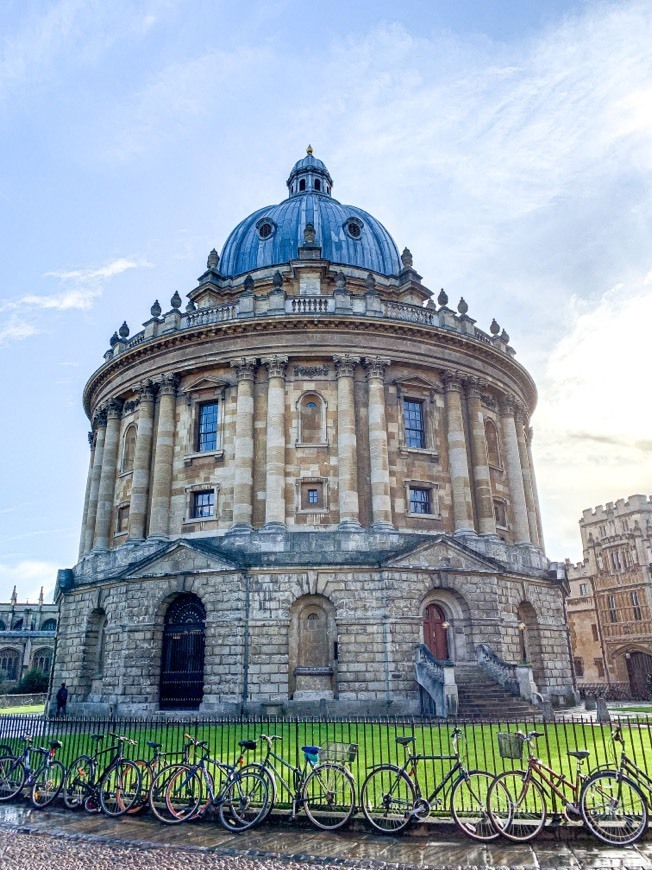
257, 739, 313, 813
608, 727, 652, 798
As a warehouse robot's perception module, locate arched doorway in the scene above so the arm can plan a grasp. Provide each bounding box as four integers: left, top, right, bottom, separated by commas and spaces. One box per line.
423, 604, 449, 661
626, 651, 652, 700
160, 594, 206, 710
288, 595, 336, 700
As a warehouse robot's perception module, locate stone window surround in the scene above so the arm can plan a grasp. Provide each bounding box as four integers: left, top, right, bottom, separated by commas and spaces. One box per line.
483, 416, 503, 471
295, 390, 329, 447
183, 482, 220, 523
395, 381, 439, 459
120, 421, 138, 474
182, 382, 228, 466
493, 497, 508, 529
114, 500, 130, 537
405, 480, 440, 518
295, 476, 329, 514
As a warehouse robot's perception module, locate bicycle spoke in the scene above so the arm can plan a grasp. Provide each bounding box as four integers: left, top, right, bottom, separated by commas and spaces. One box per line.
361, 767, 416, 834
581, 773, 648, 846
450, 771, 499, 842
303, 763, 355, 831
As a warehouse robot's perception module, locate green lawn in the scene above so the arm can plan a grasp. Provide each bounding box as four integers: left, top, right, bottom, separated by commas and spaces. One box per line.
0, 704, 45, 715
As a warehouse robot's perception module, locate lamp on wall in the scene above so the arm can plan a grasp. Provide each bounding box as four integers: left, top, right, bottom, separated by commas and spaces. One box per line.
518, 621, 527, 663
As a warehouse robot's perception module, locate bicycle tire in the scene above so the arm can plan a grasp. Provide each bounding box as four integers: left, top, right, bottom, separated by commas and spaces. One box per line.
217, 769, 269, 832
164, 765, 205, 824
488, 770, 546, 842
580, 770, 648, 846
450, 770, 499, 842
127, 760, 153, 814
30, 759, 65, 808
149, 763, 187, 824
360, 765, 416, 834
99, 759, 141, 817
63, 755, 94, 810
303, 762, 356, 831
239, 763, 277, 823
0, 756, 26, 801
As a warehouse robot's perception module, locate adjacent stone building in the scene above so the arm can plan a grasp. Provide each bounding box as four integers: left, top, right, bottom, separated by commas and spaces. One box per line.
0, 587, 57, 684
52, 149, 573, 715
567, 495, 652, 699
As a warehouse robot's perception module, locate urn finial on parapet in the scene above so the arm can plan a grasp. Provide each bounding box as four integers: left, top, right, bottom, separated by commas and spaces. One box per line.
171, 291, 182, 310
207, 248, 219, 270
150, 299, 161, 318
273, 270, 283, 289
437, 288, 448, 307
457, 297, 468, 315
401, 247, 413, 268
303, 222, 316, 244
490, 318, 500, 336
109, 331, 119, 347
119, 321, 130, 339
243, 274, 254, 294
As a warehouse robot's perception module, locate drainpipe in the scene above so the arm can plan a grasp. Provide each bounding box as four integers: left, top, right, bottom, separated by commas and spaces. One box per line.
380, 569, 392, 704
242, 572, 250, 712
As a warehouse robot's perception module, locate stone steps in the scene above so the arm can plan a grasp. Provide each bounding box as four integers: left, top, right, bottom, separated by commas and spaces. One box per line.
455, 664, 539, 719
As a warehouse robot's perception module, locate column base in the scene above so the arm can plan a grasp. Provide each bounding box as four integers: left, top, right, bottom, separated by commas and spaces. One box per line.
125, 536, 145, 545
260, 522, 286, 533
227, 523, 253, 535
147, 533, 169, 542
370, 521, 396, 532
338, 519, 362, 531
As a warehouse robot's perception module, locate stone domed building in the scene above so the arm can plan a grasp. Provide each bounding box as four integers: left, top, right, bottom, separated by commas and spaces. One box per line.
52, 149, 573, 716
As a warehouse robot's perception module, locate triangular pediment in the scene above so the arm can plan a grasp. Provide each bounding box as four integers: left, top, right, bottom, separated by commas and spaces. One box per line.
393, 375, 440, 394
382, 536, 498, 571
123, 541, 238, 579
182, 376, 232, 395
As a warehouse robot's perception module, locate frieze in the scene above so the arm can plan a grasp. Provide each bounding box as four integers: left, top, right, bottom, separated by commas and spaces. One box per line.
293, 364, 330, 378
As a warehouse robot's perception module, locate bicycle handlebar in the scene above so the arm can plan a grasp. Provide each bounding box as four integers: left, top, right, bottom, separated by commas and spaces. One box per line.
259, 734, 283, 746
108, 731, 138, 746
611, 725, 624, 744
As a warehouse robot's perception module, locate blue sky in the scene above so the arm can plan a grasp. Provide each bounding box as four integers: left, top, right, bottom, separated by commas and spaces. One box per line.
1, 0, 651, 601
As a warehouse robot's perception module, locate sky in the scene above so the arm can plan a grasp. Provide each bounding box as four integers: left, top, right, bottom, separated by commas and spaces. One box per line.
1, 0, 651, 602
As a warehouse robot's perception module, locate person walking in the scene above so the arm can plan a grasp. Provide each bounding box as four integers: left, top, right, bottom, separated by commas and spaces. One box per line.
55, 682, 68, 717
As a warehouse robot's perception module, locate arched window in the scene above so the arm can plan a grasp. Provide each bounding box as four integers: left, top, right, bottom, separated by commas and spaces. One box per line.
299, 179, 306, 191
32, 647, 51, 674
11, 619, 23, 631
0, 649, 20, 681
314, 179, 321, 191
41, 618, 56, 632
0, 621, 6, 632
96, 614, 107, 677
160, 594, 206, 710
298, 393, 325, 444
484, 419, 501, 467
122, 424, 137, 472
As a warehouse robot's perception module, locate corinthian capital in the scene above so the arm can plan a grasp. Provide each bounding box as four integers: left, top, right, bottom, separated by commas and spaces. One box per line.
333, 354, 360, 378
230, 357, 257, 381
106, 398, 124, 419
363, 356, 391, 380
498, 393, 518, 416
464, 375, 487, 398
137, 380, 157, 402
158, 373, 180, 396
262, 355, 288, 379
93, 406, 108, 429
442, 369, 464, 393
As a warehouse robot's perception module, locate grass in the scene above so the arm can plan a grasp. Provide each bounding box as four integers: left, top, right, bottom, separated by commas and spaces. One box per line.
0, 704, 45, 715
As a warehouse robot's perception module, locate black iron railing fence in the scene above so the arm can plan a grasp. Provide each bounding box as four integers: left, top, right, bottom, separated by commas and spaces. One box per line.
0, 714, 649, 808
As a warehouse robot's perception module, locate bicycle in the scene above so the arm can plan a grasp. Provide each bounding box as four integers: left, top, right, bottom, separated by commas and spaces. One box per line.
0, 734, 65, 808
150, 734, 269, 830
580, 724, 649, 845
244, 734, 357, 831
360, 727, 498, 840
130, 738, 191, 816
62, 731, 141, 817
487, 729, 592, 842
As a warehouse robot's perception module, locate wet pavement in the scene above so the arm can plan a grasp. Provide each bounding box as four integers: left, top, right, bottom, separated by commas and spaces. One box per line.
0, 803, 649, 870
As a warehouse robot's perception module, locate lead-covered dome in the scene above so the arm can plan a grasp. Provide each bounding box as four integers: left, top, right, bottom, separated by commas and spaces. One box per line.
218, 149, 402, 278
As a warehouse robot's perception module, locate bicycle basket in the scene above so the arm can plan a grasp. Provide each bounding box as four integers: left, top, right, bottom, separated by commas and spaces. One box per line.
319, 742, 358, 763
497, 732, 524, 760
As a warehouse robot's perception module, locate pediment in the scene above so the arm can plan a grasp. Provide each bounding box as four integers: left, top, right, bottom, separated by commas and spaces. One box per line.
383, 536, 497, 571
182, 376, 232, 395
393, 375, 440, 395
123, 541, 238, 579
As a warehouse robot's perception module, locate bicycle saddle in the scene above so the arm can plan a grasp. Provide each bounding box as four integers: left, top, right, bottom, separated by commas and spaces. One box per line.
49, 740, 62, 750
568, 750, 590, 760
147, 741, 162, 749
239, 740, 257, 751
302, 745, 320, 755
396, 736, 416, 746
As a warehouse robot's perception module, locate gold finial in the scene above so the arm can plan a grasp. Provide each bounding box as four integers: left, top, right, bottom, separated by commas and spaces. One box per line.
306, 144, 313, 154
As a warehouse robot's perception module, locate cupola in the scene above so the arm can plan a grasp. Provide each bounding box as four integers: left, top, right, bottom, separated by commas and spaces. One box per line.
287, 145, 334, 197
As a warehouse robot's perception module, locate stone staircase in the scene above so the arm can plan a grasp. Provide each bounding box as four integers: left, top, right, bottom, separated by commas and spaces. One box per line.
454, 662, 540, 719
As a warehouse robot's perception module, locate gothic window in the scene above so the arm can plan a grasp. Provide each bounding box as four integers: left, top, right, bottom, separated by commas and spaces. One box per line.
297, 393, 326, 445
122, 424, 137, 472
32, 648, 51, 674
0, 649, 19, 680
484, 419, 501, 467
579, 583, 589, 596
197, 402, 219, 452
192, 490, 215, 519
631, 590, 642, 621
607, 594, 618, 623
11, 619, 23, 631
403, 399, 426, 448
41, 618, 56, 632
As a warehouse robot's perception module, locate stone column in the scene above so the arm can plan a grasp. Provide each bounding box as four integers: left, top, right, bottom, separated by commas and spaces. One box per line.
81, 411, 106, 556
515, 407, 540, 547
230, 358, 257, 531
263, 356, 288, 529
443, 370, 474, 533
126, 381, 157, 542
465, 377, 496, 535
526, 425, 545, 549
93, 399, 123, 550
364, 357, 393, 529
334, 354, 361, 528
499, 396, 530, 543
148, 374, 179, 539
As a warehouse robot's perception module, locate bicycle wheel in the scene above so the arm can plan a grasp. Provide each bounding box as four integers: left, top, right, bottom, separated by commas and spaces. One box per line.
127, 760, 152, 814
0, 756, 26, 801
218, 770, 269, 832
580, 770, 648, 846
360, 765, 416, 834
239, 763, 276, 823
303, 762, 356, 831
165, 766, 205, 823
488, 770, 546, 842
149, 764, 186, 824
450, 770, 499, 842
0, 745, 14, 758
99, 760, 141, 817
63, 755, 94, 809
30, 760, 65, 808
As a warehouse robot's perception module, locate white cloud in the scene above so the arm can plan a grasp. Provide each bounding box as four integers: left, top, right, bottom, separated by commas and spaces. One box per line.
0, 314, 41, 347
0, 561, 58, 604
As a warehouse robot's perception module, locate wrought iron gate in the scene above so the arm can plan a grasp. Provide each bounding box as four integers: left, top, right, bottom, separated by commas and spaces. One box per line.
626, 651, 652, 700
160, 595, 206, 709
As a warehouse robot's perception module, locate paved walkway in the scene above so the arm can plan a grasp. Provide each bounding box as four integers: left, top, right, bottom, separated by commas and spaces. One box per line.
0, 804, 650, 870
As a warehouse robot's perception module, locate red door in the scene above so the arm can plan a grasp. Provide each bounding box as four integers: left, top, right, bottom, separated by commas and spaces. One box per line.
423, 605, 449, 661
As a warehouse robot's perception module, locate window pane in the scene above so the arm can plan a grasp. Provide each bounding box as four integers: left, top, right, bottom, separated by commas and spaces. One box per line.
192, 491, 215, 518
404, 399, 426, 449
197, 402, 218, 452
409, 487, 430, 514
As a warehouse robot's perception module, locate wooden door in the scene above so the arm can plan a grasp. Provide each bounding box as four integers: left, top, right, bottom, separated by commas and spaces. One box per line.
423, 604, 449, 661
